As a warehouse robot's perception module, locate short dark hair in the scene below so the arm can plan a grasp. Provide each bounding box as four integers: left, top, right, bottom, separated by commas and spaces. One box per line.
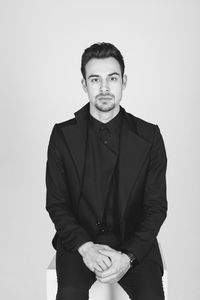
81, 42, 125, 80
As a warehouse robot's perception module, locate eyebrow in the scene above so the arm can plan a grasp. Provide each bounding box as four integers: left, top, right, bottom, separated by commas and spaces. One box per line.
87, 72, 120, 79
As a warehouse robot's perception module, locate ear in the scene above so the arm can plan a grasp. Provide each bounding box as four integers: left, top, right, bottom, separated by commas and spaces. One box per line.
81, 78, 88, 93
122, 74, 127, 90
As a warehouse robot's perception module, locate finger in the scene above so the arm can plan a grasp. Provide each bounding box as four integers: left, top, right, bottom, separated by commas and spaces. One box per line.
95, 266, 117, 278
99, 244, 113, 250
93, 263, 103, 272
98, 249, 114, 257
96, 259, 109, 271
102, 256, 112, 268
95, 245, 111, 251
95, 244, 108, 248
95, 255, 112, 271
99, 260, 110, 271
97, 274, 118, 283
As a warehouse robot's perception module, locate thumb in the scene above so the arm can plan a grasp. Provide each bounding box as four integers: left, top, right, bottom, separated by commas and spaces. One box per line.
101, 245, 113, 250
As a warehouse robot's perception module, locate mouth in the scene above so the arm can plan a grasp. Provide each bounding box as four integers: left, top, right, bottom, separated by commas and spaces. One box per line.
98, 96, 113, 101
99, 98, 112, 100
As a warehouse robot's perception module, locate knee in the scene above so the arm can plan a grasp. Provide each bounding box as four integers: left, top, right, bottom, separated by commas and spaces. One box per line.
56, 286, 88, 300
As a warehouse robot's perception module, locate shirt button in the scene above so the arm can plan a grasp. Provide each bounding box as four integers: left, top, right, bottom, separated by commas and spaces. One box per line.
104, 140, 108, 144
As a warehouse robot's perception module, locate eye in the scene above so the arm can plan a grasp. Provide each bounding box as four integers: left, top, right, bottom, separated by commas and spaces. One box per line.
91, 78, 99, 83
110, 76, 118, 81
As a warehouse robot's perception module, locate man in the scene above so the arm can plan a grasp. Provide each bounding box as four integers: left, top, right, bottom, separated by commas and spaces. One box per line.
46, 42, 167, 300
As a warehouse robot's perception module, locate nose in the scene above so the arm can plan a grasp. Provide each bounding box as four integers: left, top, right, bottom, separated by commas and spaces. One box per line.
100, 79, 109, 93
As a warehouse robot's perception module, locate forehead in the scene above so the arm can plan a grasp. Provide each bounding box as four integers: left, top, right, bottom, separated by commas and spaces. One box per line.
85, 57, 121, 77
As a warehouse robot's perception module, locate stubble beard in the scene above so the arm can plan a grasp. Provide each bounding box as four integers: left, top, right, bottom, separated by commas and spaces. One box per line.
94, 99, 115, 112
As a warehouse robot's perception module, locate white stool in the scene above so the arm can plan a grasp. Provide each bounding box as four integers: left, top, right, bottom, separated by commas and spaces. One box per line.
47, 253, 168, 300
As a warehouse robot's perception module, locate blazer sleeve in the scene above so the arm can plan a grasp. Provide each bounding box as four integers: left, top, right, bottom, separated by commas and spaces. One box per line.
45, 124, 92, 251
120, 125, 168, 262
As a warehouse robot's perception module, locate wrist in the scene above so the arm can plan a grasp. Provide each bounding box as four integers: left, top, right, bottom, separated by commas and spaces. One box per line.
121, 249, 137, 267
122, 253, 132, 266
78, 241, 94, 256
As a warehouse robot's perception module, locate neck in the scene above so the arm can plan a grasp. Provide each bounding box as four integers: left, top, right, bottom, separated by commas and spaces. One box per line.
89, 103, 120, 123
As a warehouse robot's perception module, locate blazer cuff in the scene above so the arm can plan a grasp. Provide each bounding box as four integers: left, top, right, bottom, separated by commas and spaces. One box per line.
120, 248, 138, 267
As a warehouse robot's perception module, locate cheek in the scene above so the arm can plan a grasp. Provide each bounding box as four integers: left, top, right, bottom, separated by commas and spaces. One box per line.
87, 86, 99, 99
112, 85, 123, 96
88, 85, 99, 95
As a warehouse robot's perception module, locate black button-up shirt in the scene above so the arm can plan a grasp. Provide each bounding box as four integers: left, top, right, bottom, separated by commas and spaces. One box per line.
82, 106, 123, 248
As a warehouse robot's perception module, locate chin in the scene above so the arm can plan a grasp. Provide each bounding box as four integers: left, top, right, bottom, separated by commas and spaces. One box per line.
95, 104, 115, 112
95, 100, 116, 112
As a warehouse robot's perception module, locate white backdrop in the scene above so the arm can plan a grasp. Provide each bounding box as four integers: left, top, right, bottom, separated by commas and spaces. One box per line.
0, 1, 200, 299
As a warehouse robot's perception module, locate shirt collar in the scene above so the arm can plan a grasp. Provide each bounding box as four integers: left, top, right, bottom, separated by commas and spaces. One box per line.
88, 106, 123, 137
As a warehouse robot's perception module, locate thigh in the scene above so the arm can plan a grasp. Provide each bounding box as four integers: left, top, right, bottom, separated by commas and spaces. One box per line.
56, 239, 96, 300
118, 260, 165, 300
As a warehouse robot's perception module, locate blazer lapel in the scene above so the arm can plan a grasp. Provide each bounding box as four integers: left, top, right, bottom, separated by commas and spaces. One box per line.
118, 108, 151, 221
61, 103, 89, 186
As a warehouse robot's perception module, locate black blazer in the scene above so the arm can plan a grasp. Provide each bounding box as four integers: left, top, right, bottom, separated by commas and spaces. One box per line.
46, 102, 167, 275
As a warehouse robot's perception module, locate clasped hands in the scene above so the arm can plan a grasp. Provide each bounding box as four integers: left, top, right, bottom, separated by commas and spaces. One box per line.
78, 242, 131, 284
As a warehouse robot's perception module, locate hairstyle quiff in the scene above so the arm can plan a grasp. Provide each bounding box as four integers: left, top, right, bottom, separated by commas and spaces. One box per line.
81, 42, 125, 79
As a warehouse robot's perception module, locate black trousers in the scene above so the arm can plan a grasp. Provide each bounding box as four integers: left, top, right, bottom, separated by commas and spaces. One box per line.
55, 239, 165, 300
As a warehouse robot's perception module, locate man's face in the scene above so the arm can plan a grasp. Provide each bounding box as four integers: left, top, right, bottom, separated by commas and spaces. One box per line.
82, 57, 127, 113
